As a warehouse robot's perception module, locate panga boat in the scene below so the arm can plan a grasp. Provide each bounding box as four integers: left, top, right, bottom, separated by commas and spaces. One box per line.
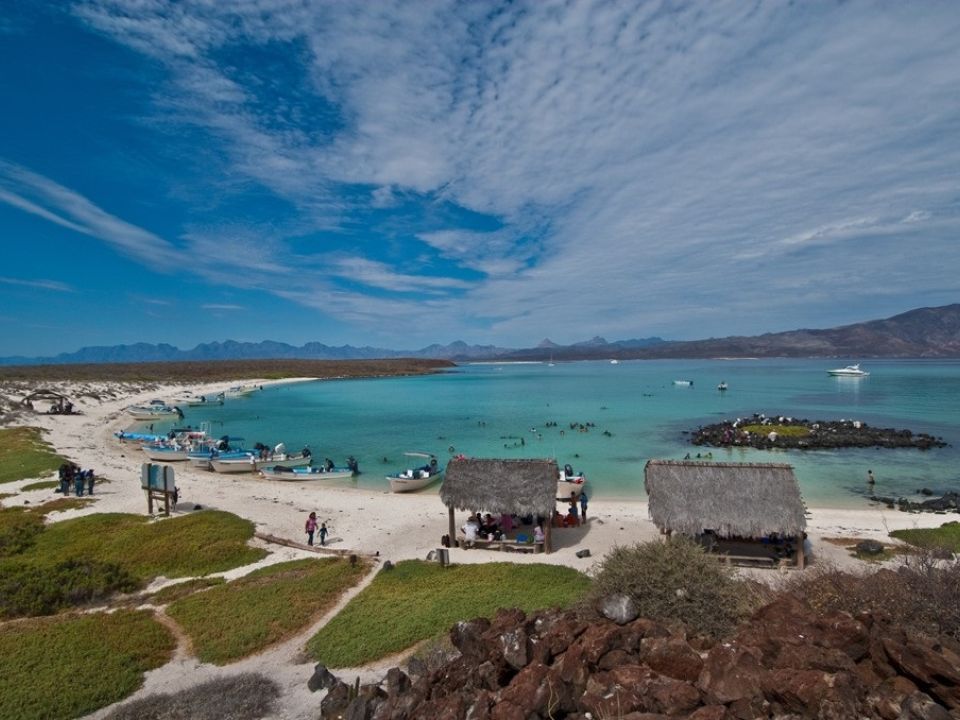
387, 453, 443, 493
211, 452, 312, 474
557, 463, 586, 500
827, 364, 870, 377
260, 463, 356, 481
126, 402, 183, 421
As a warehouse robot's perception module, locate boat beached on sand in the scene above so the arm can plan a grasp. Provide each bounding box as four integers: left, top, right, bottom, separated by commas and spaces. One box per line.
260, 458, 358, 481
387, 452, 444, 493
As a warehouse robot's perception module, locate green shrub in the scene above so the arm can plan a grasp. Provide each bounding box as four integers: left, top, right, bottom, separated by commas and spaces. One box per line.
0, 609, 174, 720
19, 480, 60, 491
0, 507, 45, 556
149, 576, 226, 605
0, 558, 139, 619
0, 427, 64, 484
890, 521, 960, 553
583, 538, 754, 638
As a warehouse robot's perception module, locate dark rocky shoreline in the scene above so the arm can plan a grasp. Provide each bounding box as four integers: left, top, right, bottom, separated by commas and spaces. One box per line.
690, 414, 947, 451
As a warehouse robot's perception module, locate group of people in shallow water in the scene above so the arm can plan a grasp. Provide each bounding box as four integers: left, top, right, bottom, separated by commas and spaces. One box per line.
57, 463, 95, 497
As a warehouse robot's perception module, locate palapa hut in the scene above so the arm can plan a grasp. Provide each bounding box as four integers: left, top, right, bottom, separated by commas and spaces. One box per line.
20, 389, 73, 414
440, 458, 560, 553
644, 460, 807, 568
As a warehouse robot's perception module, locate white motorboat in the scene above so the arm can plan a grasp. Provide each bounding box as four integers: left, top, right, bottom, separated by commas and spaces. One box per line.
260, 464, 355, 481
211, 452, 312, 474
827, 363, 870, 377
717, 381, 728, 392
126, 402, 183, 421
673, 380, 694, 387
557, 463, 586, 499
142, 445, 191, 461
387, 453, 443, 493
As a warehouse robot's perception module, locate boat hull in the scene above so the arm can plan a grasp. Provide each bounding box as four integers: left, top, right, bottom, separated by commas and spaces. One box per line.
142, 447, 190, 461
211, 454, 312, 473
260, 466, 354, 481
387, 471, 443, 493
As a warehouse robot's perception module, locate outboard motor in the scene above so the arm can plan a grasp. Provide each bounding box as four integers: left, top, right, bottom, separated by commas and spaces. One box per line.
564, 464, 574, 478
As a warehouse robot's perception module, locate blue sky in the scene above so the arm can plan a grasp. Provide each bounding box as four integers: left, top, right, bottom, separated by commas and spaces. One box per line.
1, 1, 959, 357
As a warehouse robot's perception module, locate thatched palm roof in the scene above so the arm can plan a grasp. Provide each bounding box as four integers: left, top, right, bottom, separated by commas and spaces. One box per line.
644, 460, 806, 539
440, 458, 559, 516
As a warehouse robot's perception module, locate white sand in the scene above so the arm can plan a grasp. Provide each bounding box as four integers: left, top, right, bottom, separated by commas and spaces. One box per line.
0, 378, 953, 720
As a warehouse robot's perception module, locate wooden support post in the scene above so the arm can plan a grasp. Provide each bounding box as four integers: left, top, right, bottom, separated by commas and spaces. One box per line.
448, 507, 456, 546
796, 536, 806, 569
544, 513, 553, 554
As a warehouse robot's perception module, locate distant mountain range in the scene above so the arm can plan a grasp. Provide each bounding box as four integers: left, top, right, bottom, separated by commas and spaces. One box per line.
2, 304, 958, 366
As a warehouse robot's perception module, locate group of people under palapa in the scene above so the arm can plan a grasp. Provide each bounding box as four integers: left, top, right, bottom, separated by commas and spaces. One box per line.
304, 512, 328, 546
57, 463, 96, 497
461, 512, 545, 545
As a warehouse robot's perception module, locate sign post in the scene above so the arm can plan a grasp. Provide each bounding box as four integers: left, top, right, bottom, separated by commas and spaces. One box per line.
141, 463, 177, 516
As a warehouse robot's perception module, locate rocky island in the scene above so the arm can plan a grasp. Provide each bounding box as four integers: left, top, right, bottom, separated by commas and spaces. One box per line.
690, 414, 947, 451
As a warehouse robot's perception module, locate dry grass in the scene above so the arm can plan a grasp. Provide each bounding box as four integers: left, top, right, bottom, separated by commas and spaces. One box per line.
102, 673, 280, 720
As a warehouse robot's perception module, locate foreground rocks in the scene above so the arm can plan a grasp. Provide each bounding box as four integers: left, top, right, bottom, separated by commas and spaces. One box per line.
690, 414, 947, 451
314, 596, 960, 720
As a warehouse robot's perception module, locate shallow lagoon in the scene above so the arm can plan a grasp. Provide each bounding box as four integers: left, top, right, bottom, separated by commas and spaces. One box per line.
173, 359, 960, 508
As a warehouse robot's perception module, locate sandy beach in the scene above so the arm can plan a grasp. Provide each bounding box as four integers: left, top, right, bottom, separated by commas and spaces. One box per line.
1, 378, 953, 720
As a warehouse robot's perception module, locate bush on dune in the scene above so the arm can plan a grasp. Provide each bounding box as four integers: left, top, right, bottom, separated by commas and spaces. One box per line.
582, 537, 759, 638
0, 558, 139, 619
102, 673, 280, 720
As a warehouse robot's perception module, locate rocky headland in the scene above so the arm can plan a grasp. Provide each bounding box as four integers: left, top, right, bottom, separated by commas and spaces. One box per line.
690, 414, 947, 451
312, 592, 960, 720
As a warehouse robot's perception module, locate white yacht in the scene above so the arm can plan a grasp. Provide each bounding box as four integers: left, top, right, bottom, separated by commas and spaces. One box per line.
827, 363, 870, 377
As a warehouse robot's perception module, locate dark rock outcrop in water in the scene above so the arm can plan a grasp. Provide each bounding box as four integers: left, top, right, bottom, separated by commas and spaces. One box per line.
314, 597, 960, 719
871, 492, 960, 514
691, 414, 947, 450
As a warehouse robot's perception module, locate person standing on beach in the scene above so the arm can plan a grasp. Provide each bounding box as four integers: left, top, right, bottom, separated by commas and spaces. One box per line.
579, 490, 588, 522
74, 469, 85, 497
319, 522, 328, 546
305, 512, 318, 546
86, 469, 95, 495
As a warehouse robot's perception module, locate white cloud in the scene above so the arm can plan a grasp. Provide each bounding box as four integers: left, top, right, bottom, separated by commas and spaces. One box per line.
61, 1, 960, 342
201, 303, 244, 311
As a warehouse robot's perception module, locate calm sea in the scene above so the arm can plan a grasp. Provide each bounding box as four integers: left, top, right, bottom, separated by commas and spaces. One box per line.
157, 359, 960, 508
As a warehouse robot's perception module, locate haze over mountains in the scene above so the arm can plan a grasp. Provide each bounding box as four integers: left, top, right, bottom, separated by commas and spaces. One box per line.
2, 304, 958, 366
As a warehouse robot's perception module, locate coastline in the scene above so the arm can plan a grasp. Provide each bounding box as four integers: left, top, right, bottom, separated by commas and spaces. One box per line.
1, 376, 955, 720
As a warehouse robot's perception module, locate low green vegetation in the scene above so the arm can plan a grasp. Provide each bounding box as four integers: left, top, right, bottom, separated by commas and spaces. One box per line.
149, 576, 226, 605
0, 508, 266, 618
741, 423, 810, 437
0, 427, 64, 484
583, 537, 758, 638
309, 560, 590, 668
168, 557, 368, 664
890, 521, 960, 553
0, 609, 175, 720
20, 480, 59, 491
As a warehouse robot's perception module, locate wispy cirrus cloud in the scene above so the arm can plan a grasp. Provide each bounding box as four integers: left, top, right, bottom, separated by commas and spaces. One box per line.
0, 276, 74, 292
201, 303, 244, 311
0, 160, 180, 269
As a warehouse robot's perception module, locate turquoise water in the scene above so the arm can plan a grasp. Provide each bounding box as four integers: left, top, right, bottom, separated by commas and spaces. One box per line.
154, 359, 960, 508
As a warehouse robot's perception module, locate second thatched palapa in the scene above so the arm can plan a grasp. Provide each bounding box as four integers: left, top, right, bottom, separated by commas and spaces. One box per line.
644, 460, 807, 568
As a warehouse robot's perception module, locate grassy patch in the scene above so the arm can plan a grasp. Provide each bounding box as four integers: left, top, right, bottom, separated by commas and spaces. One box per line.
0, 509, 266, 618
0, 609, 175, 720
890, 522, 960, 553
741, 423, 810, 437
19, 480, 59, 492
168, 557, 368, 665
0, 427, 64, 484
149, 576, 227, 605
308, 560, 590, 668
